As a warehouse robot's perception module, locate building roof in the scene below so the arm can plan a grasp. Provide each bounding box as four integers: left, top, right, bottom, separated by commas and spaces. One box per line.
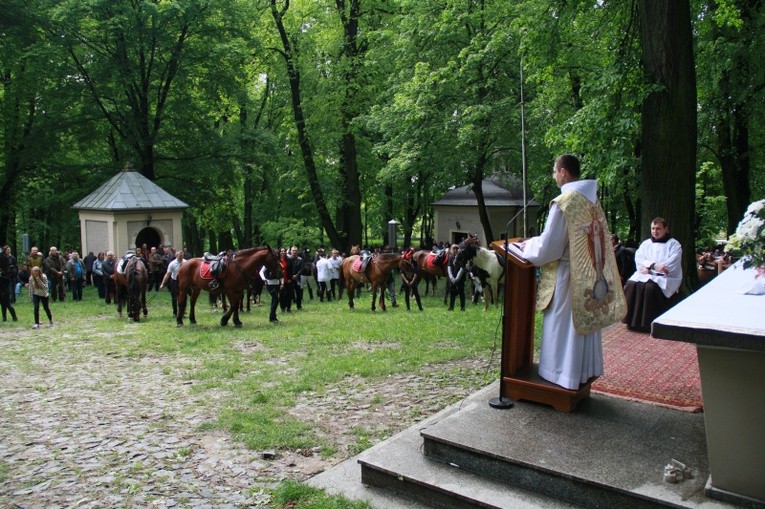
72, 168, 189, 211
432, 173, 540, 207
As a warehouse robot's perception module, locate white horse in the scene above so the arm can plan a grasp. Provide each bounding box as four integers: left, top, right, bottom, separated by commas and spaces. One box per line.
457, 235, 505, 310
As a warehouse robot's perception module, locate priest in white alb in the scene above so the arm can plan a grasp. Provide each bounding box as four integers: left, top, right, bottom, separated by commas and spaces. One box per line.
520, 155, 626, 390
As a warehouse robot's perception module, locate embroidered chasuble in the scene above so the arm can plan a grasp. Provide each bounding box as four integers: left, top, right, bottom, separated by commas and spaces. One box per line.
537, 191, 626, 335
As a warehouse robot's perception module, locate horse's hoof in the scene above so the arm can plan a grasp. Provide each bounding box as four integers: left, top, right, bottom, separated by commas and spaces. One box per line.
176, 323, 183, 327
234, 323, 242, 328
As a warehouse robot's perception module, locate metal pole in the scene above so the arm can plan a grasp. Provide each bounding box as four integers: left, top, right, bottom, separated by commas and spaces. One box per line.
520, 52, 528, 236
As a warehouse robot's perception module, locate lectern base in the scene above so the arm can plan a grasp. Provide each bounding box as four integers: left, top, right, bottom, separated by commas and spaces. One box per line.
488, 396, 514, 409
502, 364, 596, 413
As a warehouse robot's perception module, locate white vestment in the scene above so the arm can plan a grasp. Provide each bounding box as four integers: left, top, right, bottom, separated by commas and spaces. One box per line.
522, 180, 604, 390
627, 237, 683, 298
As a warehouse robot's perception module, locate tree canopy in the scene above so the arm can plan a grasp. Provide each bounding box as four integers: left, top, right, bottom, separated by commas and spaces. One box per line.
2, 0, 763, 289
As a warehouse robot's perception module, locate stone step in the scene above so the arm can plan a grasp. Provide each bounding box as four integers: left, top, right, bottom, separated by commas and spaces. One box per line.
312, 382, 741, 509
358, 416, 576, 509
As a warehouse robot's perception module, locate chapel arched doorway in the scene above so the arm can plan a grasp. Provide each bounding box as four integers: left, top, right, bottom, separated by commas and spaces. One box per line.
135, 227, 162, 249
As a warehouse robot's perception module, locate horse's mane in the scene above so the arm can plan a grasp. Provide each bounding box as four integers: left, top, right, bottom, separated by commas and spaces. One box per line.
461, 234, 481, 248
235, 246, 271, 256
375, 252, 400, 261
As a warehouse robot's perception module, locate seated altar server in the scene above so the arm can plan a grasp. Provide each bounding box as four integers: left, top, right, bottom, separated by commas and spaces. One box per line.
622, 217, 683, 333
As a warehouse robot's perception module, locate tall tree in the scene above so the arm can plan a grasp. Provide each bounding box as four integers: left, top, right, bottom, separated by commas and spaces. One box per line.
269, 0, 344, 249
639, 0, 698, 290
45, 0, 240, 181
696, 0, 763, 234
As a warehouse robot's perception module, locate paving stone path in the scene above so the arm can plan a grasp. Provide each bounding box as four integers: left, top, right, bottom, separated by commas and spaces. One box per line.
1, 326, 490, 508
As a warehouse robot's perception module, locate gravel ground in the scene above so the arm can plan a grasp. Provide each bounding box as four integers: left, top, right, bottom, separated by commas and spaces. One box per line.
1, 324, 492, 508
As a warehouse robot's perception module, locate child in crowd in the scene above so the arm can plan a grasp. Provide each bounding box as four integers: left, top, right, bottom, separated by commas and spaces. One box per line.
29, 266, 54, 329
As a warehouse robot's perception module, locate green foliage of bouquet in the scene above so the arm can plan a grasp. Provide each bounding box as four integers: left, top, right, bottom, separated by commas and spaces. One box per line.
726, 199, 765, 269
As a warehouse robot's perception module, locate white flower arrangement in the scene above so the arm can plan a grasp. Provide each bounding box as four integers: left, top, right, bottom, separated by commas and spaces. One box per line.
726, 198, 765, 270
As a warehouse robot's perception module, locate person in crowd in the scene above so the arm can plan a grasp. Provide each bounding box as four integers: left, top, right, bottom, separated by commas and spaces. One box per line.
622, 217, 683, 333
400, 247, 423, 311
300, 248, 314, 300
259, 259, 282, 323
611, 234, 635, 286
328, 249, 343, 301
29, 266, 53, 329
287, 246, 305, 310
65, 251, 86, 301
315, 250, 331, 301
44, 246, 67, 302
27, 246, 44, 272
0, 248, 17, 322
83, 251, 96, 286
102, 251, 116, 304
277, 247, 292, 312
520, 154, 625, 390
149, 246, 164, 291
15, 263, 30, 300
92, 252, 105, 299
3, 246, 18, 303
159, 249, 185, 318
447, 244, 466, 311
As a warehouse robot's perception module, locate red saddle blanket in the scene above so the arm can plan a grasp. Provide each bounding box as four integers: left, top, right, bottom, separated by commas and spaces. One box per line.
200, 261, 227, 280
426, 253, 448, 269
352, 258, 373, 273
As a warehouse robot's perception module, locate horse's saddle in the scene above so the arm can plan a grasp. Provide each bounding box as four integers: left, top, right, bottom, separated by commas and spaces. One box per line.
426, 250, 448, 268
200, 252, 228, 279
117, 252, 136, 274
352, 253, 373, 274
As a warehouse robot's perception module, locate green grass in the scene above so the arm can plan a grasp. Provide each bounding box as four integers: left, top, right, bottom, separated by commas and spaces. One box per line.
272, 479, 372, 509
1, 284, 541, 508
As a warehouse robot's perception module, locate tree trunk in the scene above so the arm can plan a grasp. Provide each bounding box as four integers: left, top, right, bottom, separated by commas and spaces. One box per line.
335, 0, 364, 251
639, 0, 698, 292
270, 0, 342, 250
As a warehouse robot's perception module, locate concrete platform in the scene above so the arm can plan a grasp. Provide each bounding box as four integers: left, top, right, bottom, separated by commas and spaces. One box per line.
309, 382, 746, 509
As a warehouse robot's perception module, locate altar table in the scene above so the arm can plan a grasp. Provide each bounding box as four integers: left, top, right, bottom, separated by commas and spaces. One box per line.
653, 262, 765, 507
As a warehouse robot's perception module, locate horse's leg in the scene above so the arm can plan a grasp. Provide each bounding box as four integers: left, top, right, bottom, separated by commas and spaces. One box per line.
347, 280, 355, 309
142, 289, 147, 316
231, 293, 244, 327
370, 284, 377, 312
176, 284, 187, 326
220, 292, 239, 327
379, 281, 386, 311
189, 288, 200, 324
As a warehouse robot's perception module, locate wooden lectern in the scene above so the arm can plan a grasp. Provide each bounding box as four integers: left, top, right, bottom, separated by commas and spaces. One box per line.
491, 239, 595, 412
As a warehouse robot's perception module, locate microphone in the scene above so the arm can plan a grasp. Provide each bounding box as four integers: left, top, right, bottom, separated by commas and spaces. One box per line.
504, 205, 528, 253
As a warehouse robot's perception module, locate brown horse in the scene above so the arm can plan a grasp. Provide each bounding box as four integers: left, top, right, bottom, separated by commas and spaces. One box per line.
114, 256, 148, 321
342, 252, 402, 311
176, 246, 279, 327
412, 249, 450, 304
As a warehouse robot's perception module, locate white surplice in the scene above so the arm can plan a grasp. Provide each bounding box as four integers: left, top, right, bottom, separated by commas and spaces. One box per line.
522, 179, 604, 390
627, 237, 683, 298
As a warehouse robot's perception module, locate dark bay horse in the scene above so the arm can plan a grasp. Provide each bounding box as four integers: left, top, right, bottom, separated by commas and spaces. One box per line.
342, 252, 402, 311
114, 256, 148, 321
412, 249, 450, 304
176, 246, 279, 327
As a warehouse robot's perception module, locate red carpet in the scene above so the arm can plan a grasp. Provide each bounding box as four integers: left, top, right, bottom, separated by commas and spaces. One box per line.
592, 324, 703, 412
